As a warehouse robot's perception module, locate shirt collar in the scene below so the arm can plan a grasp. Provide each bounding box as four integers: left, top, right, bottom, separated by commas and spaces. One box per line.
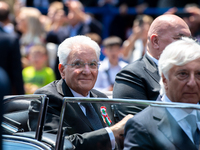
69, 88, 90, 105
146, 51, 158, 66
161, 94, 171, 103
161, 94, 199, 121
70, 88, 90, 98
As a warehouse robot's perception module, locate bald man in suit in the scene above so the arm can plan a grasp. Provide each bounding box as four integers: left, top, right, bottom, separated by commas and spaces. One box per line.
113, 14, 191, 121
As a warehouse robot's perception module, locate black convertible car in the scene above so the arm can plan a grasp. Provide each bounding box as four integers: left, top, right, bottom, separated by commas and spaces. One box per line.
2, 94, 74, 150
2, 94, 200, 150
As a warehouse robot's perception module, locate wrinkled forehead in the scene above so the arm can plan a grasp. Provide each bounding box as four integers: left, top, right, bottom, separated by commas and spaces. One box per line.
173, 23, 191, 36
170, 59, 200, 72
67, 45, 98, 62
158, 23, 191, 39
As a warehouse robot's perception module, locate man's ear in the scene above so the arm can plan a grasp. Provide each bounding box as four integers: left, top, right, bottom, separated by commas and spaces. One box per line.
162, 73, 168, 91
59, 64, 65, 79
150, 34, 159, 49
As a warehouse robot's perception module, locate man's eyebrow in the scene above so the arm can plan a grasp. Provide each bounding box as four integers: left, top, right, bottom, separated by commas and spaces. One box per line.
177, 69, 187, 72
72, 59, 98, 62
72, 59, 82, 62
176, 34, 185, 37
91, 59, 98, 62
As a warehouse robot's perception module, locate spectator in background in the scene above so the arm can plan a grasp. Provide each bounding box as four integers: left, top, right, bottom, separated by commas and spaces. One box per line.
46, 0, 102, 44
84, 32, 104, 60
113, 14, 191, 121
121, 14, 153, 63
164, 3, 200, 41
179, 4, 200, 40
40, 2, 66, 72
94, 36, 128, 92
23, 45, 55, 94
16, 7, 46, 68
47, 0, 103, 80
109, 0, 157, 41
85, 32, 102, 46
43, 1, 66, 32
0, 1, 24, 95
0, 1, 16, 35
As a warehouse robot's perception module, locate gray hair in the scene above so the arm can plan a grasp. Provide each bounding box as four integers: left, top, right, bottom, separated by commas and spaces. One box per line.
57, 35, 101, 65
159, 37, 200, 95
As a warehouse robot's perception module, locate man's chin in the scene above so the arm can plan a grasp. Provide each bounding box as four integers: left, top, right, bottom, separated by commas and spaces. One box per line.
181, 98, 199, 104
79, 84, 93, 91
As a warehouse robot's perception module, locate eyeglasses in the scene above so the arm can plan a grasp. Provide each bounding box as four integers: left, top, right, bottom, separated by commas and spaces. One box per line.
66, 60, 100, 69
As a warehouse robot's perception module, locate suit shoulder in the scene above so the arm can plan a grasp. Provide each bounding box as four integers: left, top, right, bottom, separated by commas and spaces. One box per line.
34, 80, 59, 94
131, 106, 154, 123
116, 58, 145, 79
123, 58, 145, 71
91, 89, 108, 98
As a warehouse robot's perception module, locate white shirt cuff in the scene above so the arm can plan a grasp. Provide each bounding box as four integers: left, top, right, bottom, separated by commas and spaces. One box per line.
105, 127, 115, 149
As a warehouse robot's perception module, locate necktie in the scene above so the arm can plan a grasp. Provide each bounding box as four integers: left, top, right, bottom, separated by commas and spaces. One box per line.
81, 103, 103, 130
185, 114, 200, 149
193, 126, 200, 149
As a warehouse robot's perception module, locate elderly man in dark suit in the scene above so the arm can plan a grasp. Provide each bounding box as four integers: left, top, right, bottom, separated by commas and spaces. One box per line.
31, 35, 132, 150
0, 1, 24, 95
113, 14, 191, 121
124, 37, 200, 150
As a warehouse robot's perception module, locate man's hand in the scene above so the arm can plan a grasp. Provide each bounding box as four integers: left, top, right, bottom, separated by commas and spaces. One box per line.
66, 1, 90, 23
110, 114, 133, 148
110, 114, 133, 138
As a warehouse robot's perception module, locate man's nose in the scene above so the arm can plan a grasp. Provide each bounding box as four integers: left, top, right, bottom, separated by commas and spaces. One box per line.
82, 64, 91, 74
187, 74, 197, 87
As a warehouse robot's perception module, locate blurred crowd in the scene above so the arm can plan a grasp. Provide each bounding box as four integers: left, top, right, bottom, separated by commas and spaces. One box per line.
1, 0, 200, 94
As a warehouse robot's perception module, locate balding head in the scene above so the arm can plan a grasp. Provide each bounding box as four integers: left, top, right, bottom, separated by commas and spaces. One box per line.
147, 14, 191, 60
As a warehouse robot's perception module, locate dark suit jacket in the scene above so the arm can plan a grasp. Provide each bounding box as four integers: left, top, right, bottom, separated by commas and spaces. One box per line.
113, 54, 160, 121
124, 106, 198, 150
32, 79, 116, 150
0, 26, 24, 95
0, 67, 10, 149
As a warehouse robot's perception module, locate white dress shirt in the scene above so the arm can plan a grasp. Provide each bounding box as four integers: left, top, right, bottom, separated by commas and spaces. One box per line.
161, 94, 200, 143
146, 51, 158, 66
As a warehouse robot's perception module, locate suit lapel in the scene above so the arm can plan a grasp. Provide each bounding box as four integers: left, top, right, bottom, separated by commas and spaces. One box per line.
56, 79, 71, 97
57, 79, 94, 129
143, 54, 160, 83
70, 102, 94, 129
90, 91, 108, 128
57, 80, 111, 130
154, 107, 196, 150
